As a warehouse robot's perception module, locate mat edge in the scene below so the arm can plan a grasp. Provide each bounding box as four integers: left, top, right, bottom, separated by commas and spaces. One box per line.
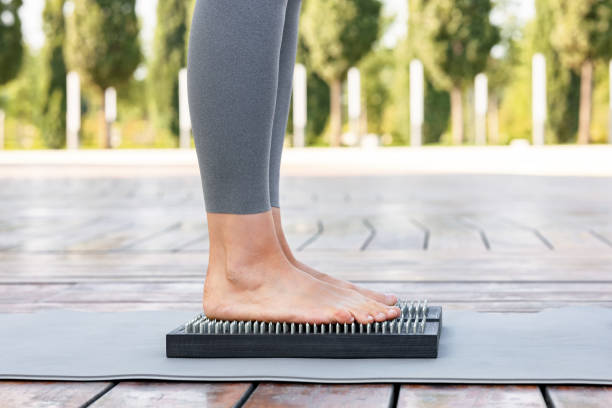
1, 375, 610, 385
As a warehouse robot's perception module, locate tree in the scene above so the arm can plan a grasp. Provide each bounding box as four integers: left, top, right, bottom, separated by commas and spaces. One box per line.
0, 0, 23, 86
410, 0, 500, 144
532, 0, 580, 143
549, 0, 612, 144
300, 0, 382, 146
41, 0, 67, 148
65, 0, 142, 147
149, 0, 190, 139
385, 36, 451, 145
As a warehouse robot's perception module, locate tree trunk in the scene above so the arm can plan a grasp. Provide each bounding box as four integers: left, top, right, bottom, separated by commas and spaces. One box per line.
450, 85, 464, 145
329, 78, 342, 147
577, 59, 593, 144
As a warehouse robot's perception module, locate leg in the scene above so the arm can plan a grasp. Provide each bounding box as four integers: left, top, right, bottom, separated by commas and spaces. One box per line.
267, 0, 397, 305
188, 0, 399, 323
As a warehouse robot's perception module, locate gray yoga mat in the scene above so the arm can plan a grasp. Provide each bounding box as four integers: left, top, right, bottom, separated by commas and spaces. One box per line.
0, 307, 610, 384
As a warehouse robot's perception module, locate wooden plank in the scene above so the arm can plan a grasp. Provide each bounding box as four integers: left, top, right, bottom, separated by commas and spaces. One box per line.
0, 283, 73, 303
398, 385, 546, 407
1, 252, 612, 283
91, 381, 250, 408
67, 221, 182, 252
27, 281, 612, 304
0, 381, 112, 408
3, 280, 611, 313
18, 218, 131, 252
127, 221, 208, 252
545, 386, 612, 408
462, 216, 549, 252
0, 215, 103, 251
414, 216, 485, 251
4, 300, 612, 313
500, 215, 609, 251
244, 383, 392, 408
302, 217, 371, 251
365, 214, 424, 250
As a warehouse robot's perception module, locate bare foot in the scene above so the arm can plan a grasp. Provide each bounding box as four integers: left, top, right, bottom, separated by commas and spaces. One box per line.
203, 211, 400, 324
271, 208, 398, 306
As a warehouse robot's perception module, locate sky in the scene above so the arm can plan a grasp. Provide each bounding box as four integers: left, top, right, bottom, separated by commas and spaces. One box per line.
20, 0, 536, 54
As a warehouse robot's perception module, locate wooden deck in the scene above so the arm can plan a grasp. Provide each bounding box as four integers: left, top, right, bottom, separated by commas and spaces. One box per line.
1, 162, 611, 407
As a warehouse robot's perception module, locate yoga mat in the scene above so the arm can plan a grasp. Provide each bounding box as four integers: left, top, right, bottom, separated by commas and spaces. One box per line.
1, 307, 610, 384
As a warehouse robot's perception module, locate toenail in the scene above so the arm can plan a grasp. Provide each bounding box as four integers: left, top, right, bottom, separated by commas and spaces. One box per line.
376, 312, 386, 320
367, 315, 374, 323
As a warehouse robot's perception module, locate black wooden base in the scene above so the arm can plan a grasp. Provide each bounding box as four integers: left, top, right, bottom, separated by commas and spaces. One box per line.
166, 304, 442, 359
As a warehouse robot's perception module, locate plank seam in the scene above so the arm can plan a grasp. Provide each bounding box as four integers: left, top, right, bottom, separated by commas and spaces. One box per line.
389, 384, 400, 408
540, 385, 557, 408
410, 219, 430, 250
296, 220, 324, 251
590, 230, 612, 248
79, 381, 117, 408
458, 219, 491, 251
361, 219, 376, 251
233, 382, 258, 408
533, 229, 555, 250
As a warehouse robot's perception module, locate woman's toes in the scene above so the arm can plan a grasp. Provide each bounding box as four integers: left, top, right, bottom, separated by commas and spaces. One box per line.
373, 312, 388, 322
350, 308, 375, 324
386, 306, 401, 318
363, 288, 397, 306
384, 293, 398, 305
333, 309, 354, 324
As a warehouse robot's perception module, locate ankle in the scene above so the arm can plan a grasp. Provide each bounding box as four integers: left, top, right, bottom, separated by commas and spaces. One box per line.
208, 243, 287, 290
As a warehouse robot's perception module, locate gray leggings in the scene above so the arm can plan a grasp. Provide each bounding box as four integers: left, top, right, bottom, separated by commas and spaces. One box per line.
187, 0, 302, 214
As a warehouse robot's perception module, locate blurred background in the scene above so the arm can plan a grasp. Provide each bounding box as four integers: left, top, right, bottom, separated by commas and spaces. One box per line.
1, 0, 611, 150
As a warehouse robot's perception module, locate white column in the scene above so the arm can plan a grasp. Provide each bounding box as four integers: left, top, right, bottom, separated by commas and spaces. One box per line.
66, 71, 80, 149
347, 67, 361, 144
104, 87, 117, 148
0, 109, 4, 149
292, 63, 307, 148
178, 68, 191, 149
410, 59, 424, 146
532, 53, 547, 145
474, 73, 488, 145
609, 60, 612, 144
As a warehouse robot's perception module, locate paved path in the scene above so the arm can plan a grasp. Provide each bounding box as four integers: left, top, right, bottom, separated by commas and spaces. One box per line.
1, 154, 611, 407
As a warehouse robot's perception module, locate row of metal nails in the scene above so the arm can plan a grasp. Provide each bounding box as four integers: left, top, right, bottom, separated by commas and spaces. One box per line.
184, 316, 427, 335
184, 299, 428, 335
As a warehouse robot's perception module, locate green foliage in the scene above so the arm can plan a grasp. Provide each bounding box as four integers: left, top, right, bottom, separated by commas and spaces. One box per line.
186, 0, 196, 56
385, 34, 450, 145
423, 79, 451, 143
295, 37, 330, 145
385, 38, 411, 144
0, 0, 23, 85
41, 0, 67, 148
409, 0, 500, 90
65, 0, 142, 91
149, 0, 190, 138
300, 0, 382, 145
300, 0, 382, 83
304, 72, 330, 145
2, 49, 45, 148
549, 0, 612, 70
533, 0, 580, 142
359, 47, 394, 136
